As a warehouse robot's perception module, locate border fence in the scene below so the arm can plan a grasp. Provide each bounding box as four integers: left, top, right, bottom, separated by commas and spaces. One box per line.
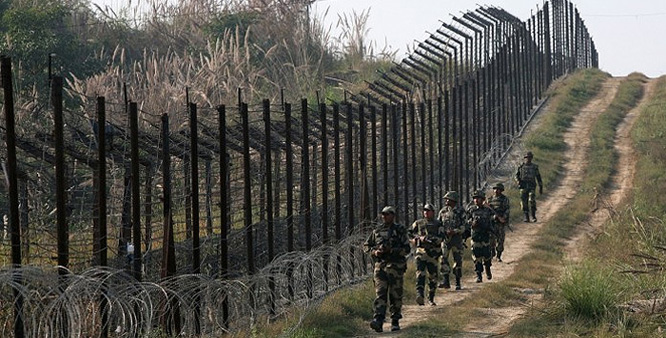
0, 1, 596, 336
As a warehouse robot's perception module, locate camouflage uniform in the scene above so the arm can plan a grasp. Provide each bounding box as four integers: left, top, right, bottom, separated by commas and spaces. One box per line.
438, 191, 468, 290
515, 152, 543, 222
409, 204, 444, 305
487, 183, 510, 262
364, 206, 411, 332
467, 190, 495, 282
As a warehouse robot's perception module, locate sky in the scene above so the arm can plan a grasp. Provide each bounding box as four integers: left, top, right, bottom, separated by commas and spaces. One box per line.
92, 0, 666, 78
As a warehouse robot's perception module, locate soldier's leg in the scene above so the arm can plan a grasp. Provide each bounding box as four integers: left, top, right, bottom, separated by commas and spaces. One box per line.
529, 190, 537, 221
372, 268, 389, 322
520, 189, 530, 221
425, 256, 439, 304
388, 268, 405, 327
496, 225, 506, 261
482, 246, 493, 280
439, 244, 452, 288
452, 246, 464, 289
489, 233, 497, 258
472, 247, 484, 282
415, 257, 426, 305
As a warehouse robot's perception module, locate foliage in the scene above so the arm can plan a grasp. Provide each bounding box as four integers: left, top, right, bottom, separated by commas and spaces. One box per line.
631, 76, 666, 219
559, 259, 625, 320
0, 0, 103, 98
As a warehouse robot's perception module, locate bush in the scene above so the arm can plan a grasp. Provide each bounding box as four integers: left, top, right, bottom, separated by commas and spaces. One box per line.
559, 259, 624, 320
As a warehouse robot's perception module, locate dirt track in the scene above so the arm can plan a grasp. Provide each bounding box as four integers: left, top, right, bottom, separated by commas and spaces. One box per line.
361, 76, 653, 337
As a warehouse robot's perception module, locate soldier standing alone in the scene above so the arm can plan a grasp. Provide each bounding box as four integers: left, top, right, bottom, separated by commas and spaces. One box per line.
409, 203, 444, 306
467, 190, 495, 283
515, 151, 543, 222
487, 183, 510, 262
438, 191, 467, 290
364, 206, 411, 332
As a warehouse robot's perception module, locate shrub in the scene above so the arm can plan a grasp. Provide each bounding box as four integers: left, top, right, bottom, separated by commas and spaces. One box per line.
559, 259, 624, 320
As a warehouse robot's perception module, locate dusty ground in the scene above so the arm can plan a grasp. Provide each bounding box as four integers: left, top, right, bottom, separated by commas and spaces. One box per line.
360, 76, 654, 337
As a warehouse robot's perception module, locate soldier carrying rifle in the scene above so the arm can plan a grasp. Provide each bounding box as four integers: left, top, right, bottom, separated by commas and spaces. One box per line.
467, 190, 495, 283
409, 203, 445, 306
364, 206, 411, 333
438, 191, 468, 290
515, 151, 543, 222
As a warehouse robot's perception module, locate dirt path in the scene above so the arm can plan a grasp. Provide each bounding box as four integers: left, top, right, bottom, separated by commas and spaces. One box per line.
566, 77, 656, 263
360, 76, 647, 337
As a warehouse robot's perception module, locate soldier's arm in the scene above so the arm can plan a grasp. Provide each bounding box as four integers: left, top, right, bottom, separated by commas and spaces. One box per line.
535, 165, 543, 186
408, 221, 418, 239
394, 229, 412, 257
363, 233, 375, 253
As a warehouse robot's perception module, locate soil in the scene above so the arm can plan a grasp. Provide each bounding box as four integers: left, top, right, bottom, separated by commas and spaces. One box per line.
360, 76, 655, 337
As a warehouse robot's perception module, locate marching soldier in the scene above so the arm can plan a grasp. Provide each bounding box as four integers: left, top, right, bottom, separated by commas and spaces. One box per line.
364, 206, 411, 332
467, 190, 495, 283
487, 183, 510, 262
438, 191, 467, 290
515, 151, 543, 222
409, 203, 444, 306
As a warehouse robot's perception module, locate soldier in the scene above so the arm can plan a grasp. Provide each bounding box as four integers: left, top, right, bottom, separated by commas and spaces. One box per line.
467, 190, 495, 283
409, 203, 444, 306
487, 183, 510, 262
364, 206, 411, 332
515, 151, 543, 222
438, 191, 467, 290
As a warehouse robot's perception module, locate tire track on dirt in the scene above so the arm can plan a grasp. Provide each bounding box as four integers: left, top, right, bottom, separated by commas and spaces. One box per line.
566, 77, 655, 263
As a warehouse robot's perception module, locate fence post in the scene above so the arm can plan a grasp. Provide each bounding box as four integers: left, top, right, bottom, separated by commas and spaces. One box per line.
332, 104, 342, 283
241, 102, 254, 274
216, 105, 229, 329
129, 102, 142, 281
370, 105, 378, 220
285, 103, 294, 254
301, 99, 312, 252
381, 104, 389, 207
319, 102, 329, 289
51, 76, 69, 274
2, 55, 25, 338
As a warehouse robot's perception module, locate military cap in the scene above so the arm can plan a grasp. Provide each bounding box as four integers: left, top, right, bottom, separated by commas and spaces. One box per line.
471, 190, 486, 199
492, 183, 505, 191
381, 206, 396, 214
423, 203, 435, 211
524, 151, 534, 158
444, 191, 459, 202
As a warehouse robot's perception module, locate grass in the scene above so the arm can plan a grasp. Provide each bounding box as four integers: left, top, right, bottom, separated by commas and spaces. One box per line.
559, 259, 625, 320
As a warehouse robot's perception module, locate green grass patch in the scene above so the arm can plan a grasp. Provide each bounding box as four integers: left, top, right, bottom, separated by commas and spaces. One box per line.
559, 259, 625, 320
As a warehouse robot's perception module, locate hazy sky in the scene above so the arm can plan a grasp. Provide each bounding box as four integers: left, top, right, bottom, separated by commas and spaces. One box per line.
92, 0, 666, 77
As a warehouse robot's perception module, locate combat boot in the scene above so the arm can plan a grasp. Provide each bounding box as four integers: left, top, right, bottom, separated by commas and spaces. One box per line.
475, 262, 483, 282
369, 319, 383, 332
523, 212, 530, 222
497, 251, 503, 262
428, 291, 436, 306
441, 274, 451, 289
485, 263, 492, 280
531, 210, 537, 222
391, 319, 400, 331
455, 275, 462, 290
416, 289, 425, 306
